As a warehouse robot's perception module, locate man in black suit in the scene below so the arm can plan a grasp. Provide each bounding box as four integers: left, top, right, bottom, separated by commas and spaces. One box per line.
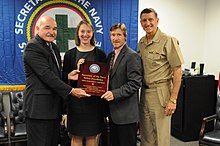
23, 16, 90, 146
101, 23, 142, 146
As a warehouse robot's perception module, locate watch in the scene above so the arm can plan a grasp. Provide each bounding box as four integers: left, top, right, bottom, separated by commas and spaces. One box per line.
169, 98, 177, 104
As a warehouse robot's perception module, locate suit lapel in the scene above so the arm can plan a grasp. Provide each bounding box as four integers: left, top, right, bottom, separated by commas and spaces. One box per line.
51, 43, 61, 67
35, 35, 61, 75
35, 35, 51, 54
110, 45, 127, 79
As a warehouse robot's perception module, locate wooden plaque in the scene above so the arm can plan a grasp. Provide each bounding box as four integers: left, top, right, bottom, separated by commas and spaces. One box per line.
77, 61, 109, 96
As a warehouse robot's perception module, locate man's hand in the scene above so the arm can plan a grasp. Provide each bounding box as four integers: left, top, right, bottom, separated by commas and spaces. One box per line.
71, 88, 90, 98
164, 101, 176, 116
68, 70, 80, 80
101, 91, 114, 101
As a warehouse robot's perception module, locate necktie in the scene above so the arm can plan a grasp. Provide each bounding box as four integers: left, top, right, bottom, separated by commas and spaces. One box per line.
49, 43, 60, 71
109, 51, 115, 70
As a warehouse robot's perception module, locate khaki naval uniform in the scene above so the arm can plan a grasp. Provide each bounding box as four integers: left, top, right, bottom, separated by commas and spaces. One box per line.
138, 28, 184, 146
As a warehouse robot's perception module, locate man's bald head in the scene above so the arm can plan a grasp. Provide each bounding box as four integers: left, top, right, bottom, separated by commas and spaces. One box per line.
35, 16, 57, 43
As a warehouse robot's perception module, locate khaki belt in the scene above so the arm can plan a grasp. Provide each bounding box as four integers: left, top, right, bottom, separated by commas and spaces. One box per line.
143, 80, 172, 89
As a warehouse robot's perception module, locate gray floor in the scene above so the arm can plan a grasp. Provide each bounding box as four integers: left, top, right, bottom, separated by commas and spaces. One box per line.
137, 136, 199, 146
5, 135, 199, 146
2, 93, 199, 146
171, 136, 198, 146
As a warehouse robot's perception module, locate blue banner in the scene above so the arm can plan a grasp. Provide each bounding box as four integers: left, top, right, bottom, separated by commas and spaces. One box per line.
0, 0, 138, 86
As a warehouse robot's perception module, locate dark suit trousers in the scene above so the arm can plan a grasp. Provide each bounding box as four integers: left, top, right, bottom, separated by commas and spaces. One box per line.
26, 118, 60, 146
109, 118, 137, 146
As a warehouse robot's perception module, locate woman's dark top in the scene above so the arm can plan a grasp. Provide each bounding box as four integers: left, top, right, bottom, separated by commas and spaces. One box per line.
62, 47, 107, 136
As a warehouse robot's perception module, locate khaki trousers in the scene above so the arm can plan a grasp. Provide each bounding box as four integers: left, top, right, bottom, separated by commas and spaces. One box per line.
139, 84, 172, 146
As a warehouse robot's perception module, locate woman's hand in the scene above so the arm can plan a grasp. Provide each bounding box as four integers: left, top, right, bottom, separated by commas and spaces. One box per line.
77, 58, 85, 70
68, 70, 80, 80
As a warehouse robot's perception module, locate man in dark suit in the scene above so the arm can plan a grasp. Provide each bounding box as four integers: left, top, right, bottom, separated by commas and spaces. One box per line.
101, 23, 142, 146
23, 16, 90, 146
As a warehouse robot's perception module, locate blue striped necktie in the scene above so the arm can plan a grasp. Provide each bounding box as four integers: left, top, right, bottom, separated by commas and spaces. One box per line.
49, 43, 60, 71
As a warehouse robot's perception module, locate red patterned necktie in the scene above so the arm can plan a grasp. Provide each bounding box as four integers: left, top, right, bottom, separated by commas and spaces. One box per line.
109, 50, 115, 70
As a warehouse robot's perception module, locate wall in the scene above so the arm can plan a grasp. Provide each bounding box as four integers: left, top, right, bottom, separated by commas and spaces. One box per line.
138, 0, 220, 79
204, 0, 220, 78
